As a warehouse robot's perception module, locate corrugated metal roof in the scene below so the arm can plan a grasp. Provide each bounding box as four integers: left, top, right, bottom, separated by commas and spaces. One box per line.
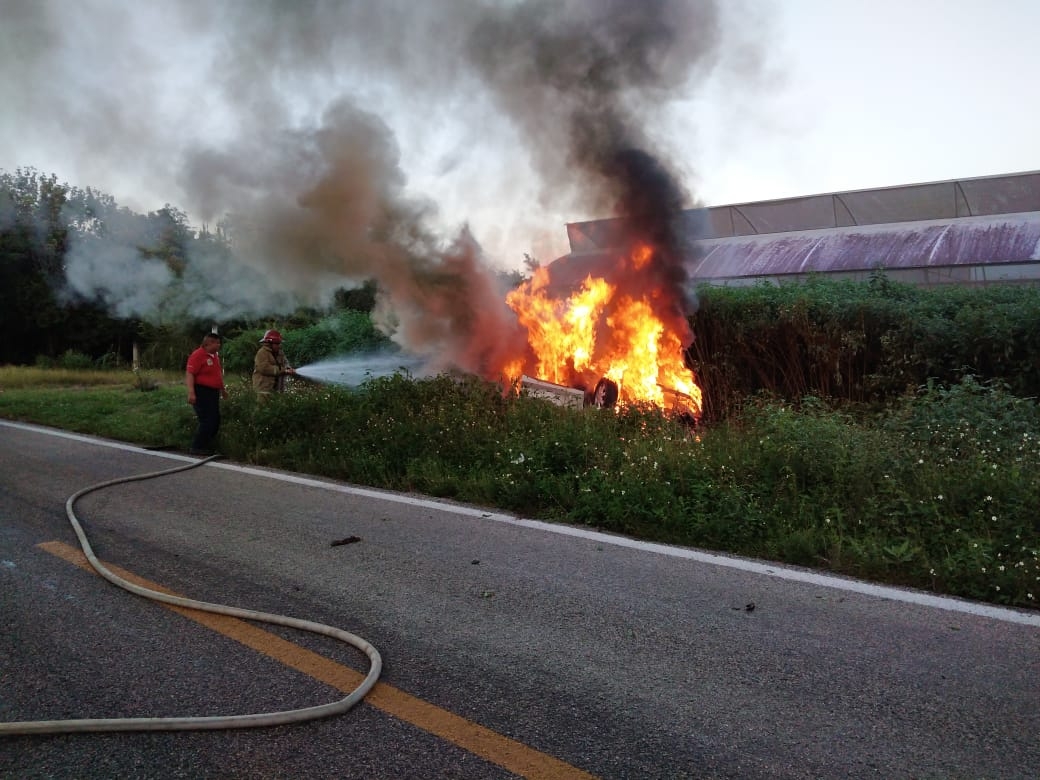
565, 170, 1040, 251
688, 212, 1040, 280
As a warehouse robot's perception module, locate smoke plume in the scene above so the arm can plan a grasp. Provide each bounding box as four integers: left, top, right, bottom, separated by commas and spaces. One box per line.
1, 0, 765, 373
466, 0, 722, 329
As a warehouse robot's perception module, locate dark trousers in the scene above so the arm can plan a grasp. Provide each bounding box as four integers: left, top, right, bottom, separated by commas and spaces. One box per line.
191, 385, 221, 453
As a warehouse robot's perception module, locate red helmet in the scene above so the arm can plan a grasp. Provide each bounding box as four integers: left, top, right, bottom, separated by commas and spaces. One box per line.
260, 329, 283, 344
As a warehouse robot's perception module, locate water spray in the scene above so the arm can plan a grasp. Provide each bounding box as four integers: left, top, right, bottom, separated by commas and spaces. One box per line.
293, 352, 430, 387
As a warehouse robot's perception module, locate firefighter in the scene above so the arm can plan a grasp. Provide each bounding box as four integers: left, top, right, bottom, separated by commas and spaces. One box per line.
252, 329, 295, 398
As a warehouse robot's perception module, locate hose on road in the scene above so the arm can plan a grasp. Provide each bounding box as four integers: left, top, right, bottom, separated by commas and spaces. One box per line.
0, 454, 382, 735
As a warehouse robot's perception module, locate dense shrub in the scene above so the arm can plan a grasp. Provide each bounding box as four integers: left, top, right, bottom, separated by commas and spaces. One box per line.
218, 310, 391, 374
689, 276, 1040, 420
57, 349, 95, 370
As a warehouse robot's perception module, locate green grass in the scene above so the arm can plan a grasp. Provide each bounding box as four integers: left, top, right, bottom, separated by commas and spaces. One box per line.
0, 374, 194, 445
0, 365, 177, 389
1, 367, 1037, 611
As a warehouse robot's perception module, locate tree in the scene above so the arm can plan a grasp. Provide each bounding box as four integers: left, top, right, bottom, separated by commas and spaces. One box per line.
0, 168, 141, 364
0, 169, 71, 362
334, 279, 378, 312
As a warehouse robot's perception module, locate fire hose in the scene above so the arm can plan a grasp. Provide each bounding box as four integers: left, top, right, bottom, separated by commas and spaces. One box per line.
0, 454, 382, 735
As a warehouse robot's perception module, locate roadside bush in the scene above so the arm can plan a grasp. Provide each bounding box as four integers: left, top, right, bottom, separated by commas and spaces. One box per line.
878, 376, 1040, 603
57, 349, 94, 370
689, 277, 1040, 420
220, 311, 391, 374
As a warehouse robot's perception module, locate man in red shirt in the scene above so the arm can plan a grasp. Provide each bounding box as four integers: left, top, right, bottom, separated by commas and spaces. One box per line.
185, 332, 229, 455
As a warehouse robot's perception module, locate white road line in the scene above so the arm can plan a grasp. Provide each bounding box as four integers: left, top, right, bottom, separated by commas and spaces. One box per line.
5, 419, 1039, 628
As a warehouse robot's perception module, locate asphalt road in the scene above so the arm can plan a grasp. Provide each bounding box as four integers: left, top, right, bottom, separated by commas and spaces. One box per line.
1, 421, 1038, 779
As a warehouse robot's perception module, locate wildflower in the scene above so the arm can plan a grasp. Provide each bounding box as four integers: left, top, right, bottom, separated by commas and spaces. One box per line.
936, 494, 943, 500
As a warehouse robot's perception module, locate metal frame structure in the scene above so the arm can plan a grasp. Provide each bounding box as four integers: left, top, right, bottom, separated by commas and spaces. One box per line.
563, 171, 1040, 287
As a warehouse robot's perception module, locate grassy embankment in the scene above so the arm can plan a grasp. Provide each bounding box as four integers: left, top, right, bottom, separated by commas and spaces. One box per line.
1, 364, 1037, 611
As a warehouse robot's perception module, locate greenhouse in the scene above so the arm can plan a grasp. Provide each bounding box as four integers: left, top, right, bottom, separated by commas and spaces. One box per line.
563, 170, 1040, 288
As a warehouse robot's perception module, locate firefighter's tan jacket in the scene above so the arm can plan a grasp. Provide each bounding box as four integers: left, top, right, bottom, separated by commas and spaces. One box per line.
252, 344, 290, 393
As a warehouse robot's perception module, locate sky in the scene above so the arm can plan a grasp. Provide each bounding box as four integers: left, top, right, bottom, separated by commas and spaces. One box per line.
2, 0, 1037, 267
691, 0, 1040, 209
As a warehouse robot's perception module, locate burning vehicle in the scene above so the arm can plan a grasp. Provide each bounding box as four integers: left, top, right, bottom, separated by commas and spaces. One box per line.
498, 239, 703, 420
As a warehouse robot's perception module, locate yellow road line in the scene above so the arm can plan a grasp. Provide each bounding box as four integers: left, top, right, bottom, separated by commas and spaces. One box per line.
37, 540, 596, 780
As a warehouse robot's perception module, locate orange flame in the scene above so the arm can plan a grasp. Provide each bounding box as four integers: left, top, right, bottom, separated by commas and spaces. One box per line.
502, 244, 702, 417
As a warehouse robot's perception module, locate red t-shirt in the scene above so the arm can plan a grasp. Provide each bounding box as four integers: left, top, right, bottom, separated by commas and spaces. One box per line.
186, 347, 225, 390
